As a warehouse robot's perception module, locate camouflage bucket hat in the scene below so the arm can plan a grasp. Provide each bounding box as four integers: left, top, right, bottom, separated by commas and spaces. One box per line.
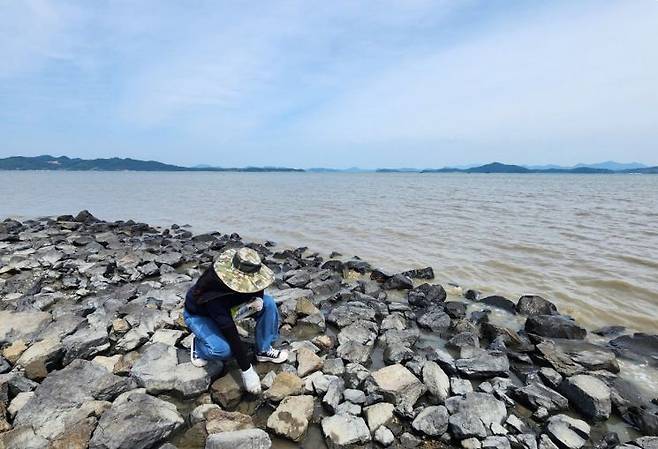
213, 247, 274, 294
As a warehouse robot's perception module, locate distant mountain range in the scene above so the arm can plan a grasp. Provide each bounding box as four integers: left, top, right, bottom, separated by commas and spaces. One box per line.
0, 155, 656, 174
0, 155, 303, 172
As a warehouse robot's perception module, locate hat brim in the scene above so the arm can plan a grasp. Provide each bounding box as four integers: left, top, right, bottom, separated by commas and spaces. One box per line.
213, 248, 275, 294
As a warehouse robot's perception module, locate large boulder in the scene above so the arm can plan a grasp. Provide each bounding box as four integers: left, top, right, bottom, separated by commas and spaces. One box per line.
511, 382, 568, 412
560, 375, 611, 421
0, 310, 51, 345
511, 382, 569, 412
321, 414, 371, 447
263, 372, 304, 402
446, 392, 508, 438
422, 361, 451, 402
267, 395, 314, 442
13, 360, 131, 442
412, 405, 449, 436
408, 283, 446, 307
456, 351, 510, 379
131, 343, 222, 397
516, 296, 558, 316
88, 390, 183, 449
371, 364, 426, 416
525, 316, 586, 340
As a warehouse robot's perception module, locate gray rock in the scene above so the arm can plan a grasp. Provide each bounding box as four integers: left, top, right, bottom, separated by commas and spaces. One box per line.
321, 414, 371, 447
383, 273, 413, 290
205, 429, 272, 449
14, 359, 130, 441
343, 388, 366, 404
609, 333, 658, 367
408, 283, 446, 307
374, 426, 395, 447
131, 343, 221, 397
568, 350, 619, 373
364, 402, 395, 432
525, 315, 586, 340
412, 405, 449, 436
323, 358, 345, 376
62, 324, 110, 364
446, 392, 508, 431
336, 401, 361, 415
450, 412, 488, 439
456, 351, 510, 379
511, 382, 569, 412
545, 414, 590, 449
344, 362, 370, 388
371, 364, 426, 416
322, 378, 345, 413
534, 342, 583, 377
267, 395, 314, 442
89, 390, 183, 449
417, 306, 451, 332
482, 436, 512, 449
560, 374, 611, 421
451, 377, 474, 395
0, 310, 51, 345
297, 347, 323, 377
422, 361, 451, 402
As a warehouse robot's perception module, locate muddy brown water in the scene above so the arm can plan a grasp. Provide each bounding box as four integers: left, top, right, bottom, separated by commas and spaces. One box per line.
3, 171, 656, 333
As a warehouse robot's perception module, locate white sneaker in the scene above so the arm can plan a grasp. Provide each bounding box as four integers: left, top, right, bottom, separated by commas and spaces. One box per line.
241, 365, 261, 394
256, 346, 289, 364
190, 337, 208, 367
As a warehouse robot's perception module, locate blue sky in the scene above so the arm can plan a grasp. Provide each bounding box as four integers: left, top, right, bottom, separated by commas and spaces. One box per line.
1, 0, 657, 168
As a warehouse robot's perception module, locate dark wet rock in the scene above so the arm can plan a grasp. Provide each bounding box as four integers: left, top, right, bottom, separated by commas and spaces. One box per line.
417, 305, 451, 332
559, 374, 611, 421
609, 333, 658, 367
511, 382, 569, 412
545, 414, 590, 449
408, 283, 447, 307
449, 332, 481, 349
539, 367, 563, 390
321, 413, 371, 447
412, 405, 449, 436
445, 301, 467, 319
382, 273, 413, 290
593, 326, 625, 338
326, 303, 376, 327
321, 260, 344, 272
591, 431, 620, 449
89, 390, 183, 449
402, 266, 435, 280
371, 268, 394, 283
344, 259, 371, 274
465, 289, 480, 300
481, 295, 517, 314
516, 295, 558, 316
526, 315, 586, 340
74, 210, 98, 224
456, 351, 510, 379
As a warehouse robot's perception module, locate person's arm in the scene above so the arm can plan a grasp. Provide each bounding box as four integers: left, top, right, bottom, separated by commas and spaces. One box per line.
203, 300, 251, 370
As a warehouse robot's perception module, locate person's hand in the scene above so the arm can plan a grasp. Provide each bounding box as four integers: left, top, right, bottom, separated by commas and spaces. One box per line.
241, 365, 261, 394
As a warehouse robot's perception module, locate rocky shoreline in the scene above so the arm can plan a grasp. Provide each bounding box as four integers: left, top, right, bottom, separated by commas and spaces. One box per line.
0, 211, 656, 449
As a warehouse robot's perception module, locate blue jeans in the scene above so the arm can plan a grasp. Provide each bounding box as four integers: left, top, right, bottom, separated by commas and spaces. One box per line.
184, 294, 279, 360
